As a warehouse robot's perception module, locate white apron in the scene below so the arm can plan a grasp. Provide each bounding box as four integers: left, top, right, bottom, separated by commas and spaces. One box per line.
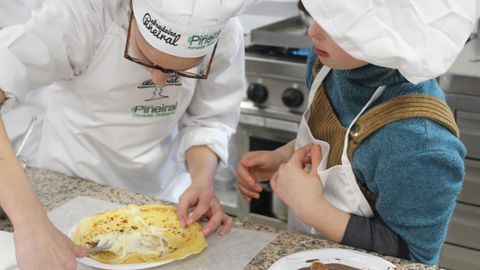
288, 66, 386, 235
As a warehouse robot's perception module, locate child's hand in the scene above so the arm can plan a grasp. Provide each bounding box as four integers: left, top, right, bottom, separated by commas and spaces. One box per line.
236, 150, 284, 201
270, 144, 324, 217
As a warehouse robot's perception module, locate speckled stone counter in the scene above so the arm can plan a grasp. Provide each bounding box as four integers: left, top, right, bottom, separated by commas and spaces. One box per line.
0, 168, 436, 270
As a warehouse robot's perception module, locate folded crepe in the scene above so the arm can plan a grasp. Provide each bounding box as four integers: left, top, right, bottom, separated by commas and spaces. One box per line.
71, 204, 207, 264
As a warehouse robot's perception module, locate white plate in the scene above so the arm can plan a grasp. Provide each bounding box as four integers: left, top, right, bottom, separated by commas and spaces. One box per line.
268, 248, 397, 270
0, 231, 18, 270
70, 225, 175, 270
77, 256, 173, 270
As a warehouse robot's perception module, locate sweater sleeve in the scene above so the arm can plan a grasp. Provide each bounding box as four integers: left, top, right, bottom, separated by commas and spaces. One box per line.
342, 214, 410, 259
353, 118, 466, 265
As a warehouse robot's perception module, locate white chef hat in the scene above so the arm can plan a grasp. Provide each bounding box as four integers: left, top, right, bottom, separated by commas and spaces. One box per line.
301, 0, 476, 84
132, 0, 260, 58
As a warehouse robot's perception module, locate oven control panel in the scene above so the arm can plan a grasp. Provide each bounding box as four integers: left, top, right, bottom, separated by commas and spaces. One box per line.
244, 52, 309, 115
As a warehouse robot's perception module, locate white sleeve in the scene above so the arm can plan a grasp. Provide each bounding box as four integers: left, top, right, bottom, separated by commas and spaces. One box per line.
176, 18, 246, 166
0, 0, 122, 113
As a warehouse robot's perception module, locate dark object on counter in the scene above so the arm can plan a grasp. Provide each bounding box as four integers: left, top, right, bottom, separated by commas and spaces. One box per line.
298, 261, 362, 270
321, 264, 362, 270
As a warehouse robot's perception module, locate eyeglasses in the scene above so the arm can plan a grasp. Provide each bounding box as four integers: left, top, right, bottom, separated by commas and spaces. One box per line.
123, 8, 217, 80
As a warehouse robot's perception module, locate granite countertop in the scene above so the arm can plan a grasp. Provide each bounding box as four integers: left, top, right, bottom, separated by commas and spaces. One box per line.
0, 168, 436, 270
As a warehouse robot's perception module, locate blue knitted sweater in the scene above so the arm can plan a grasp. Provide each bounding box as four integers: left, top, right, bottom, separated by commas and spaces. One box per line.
305, 52, 466, 265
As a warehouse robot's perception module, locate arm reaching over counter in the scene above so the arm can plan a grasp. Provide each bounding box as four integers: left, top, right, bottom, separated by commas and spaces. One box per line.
0, 89, 87, 270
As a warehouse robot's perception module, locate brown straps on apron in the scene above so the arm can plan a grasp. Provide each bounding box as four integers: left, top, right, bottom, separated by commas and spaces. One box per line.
308, 85, 347, 169
348, 93, 459, 160
347, 94, 459, 209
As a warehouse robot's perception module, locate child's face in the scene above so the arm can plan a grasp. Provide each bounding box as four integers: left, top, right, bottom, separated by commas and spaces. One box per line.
308, 22, 367, 70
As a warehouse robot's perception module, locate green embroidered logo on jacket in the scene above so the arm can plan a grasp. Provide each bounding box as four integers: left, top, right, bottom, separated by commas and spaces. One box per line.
132, 77, 181, 118
131, 102, 178, 117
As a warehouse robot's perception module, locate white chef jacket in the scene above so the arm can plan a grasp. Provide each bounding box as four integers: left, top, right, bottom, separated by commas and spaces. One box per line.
0, 0, 44, 28
0, 0, 245, 200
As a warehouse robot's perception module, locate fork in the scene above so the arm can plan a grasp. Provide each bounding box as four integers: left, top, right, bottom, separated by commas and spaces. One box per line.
87, 242, 114, 254
15, 116, 38, 169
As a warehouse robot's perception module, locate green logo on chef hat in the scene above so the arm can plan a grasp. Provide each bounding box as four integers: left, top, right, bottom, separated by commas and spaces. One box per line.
187, 30, 221, 50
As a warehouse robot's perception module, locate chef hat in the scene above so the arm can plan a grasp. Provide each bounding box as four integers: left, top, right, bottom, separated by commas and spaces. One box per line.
301, 0, 476, 84
132, 0, 260, 58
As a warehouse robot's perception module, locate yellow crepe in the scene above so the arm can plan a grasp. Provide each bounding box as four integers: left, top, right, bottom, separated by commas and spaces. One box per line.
71, 204, 207, 264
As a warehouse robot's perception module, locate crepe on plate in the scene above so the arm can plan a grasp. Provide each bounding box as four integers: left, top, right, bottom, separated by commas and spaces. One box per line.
71, 204, 207, 264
